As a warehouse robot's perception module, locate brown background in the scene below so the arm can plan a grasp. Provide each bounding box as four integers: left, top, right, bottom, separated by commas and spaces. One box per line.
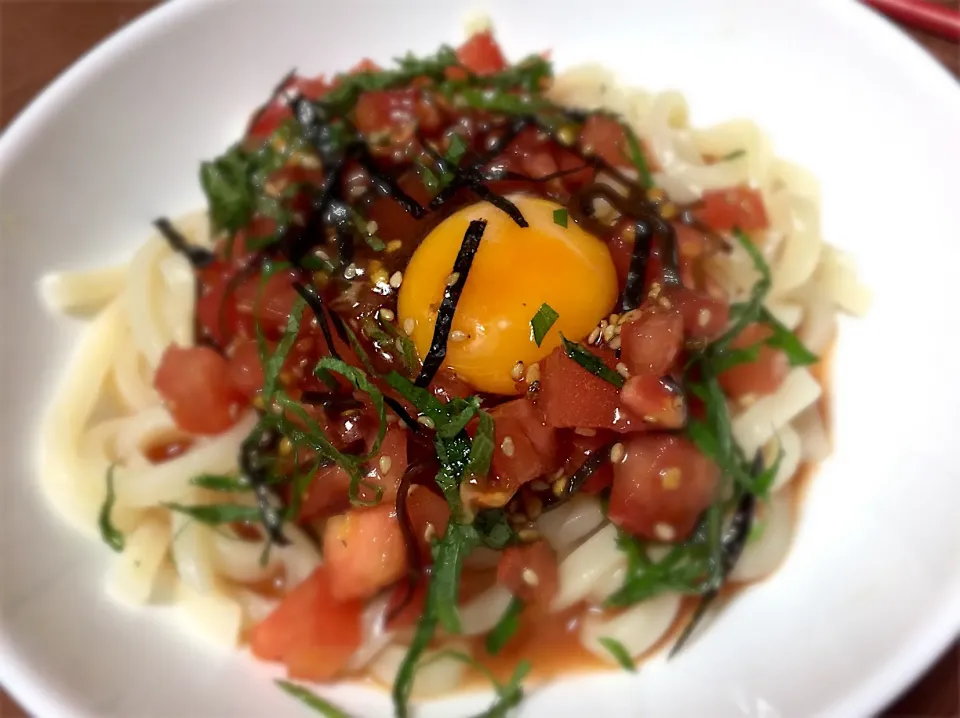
0, 1, 957, 716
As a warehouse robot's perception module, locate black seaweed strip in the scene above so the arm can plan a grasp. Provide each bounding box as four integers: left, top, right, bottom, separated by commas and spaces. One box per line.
669, 454, 759, 658
239, 429, 289, 546
292, 282, 342, 362
355, 145, 427, 219
153, 218, 215, 268
414, 219, 487, 387
563, 442, 615, 500
385, 460, 431, 624
469, 183, 528, 227
653, 218, 682, 287
621, 219, 654, 312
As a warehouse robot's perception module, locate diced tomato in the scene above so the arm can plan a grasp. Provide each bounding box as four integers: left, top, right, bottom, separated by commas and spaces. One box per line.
291, 74, 331, 100
154, 345, 244, 435
608, 223, 635, 291
196, 262, 245, 346
619, 309, 684, 376
490, 399, 558, 468
385, 579, 428, 630
665, 285, 730, 343
365, 171, 433, 244
226, 339, 265, 399
430, 368, 476, 404
233, 268, 300, 339
249, 565, 363, 682
609, 435, 719, 541
718, 323, 788, 399
356, 89, 418, 135
323, 505, 408, 601
456, 31, 508, 75
248, 102, 291, 139
538, 346, 642, 432
299, 423, 408, 520
553, 147, 594, 191
580, 115, 631, 168
497, 542, 559, 606
619, 375, 686, 429
490, 415, 544, 489
407, 487, 451, 561
563, 431, 614, 494
349, 58, 382, 74
696, 187, 769, 231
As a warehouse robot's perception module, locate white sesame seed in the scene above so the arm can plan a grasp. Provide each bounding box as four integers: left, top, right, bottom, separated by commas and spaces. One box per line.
386, 239, 403, 253
525, 363, 540, 384
403, 318, 416, 336
522, 568, 540, 586
697, 308, 712, 327
599, 319, 609, 330
659, 296, 673, 309
603, 324, 617, 342
588, 327, 601, 344
446, 272, 460, 287
379, 308, 395, 322
616, 362, 630, 379
450, 330, 468, 342
423, 522, 436, 543
608, 313, 620, 325
647, 281, 662, 299
654, 523, 676, 542
378, 456, 393, 475
574, 427, 596, 437
610, 442, 625, 464
511, 361, 525, 381
313, 248, 330, 261
366, 220, 379, 235
417, 415, 436, 429
343, 263, 359, 279
389, 271, 403, 289
739, 393, 758, 408
608, 335, 622, 350
500, 436, 515, 457
661, 467, 682, 490
517, 528, 541, 543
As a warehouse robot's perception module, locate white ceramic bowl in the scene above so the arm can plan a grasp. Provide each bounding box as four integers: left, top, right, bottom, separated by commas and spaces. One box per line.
2, 1, 959, 716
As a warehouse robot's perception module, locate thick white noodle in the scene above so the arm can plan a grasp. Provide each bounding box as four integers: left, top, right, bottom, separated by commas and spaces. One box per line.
175, 579, 244, 648
459, 584, 514, 636
210, 524, 321, 587
793, 406, 832, 463
116, 412, 257, 506
763, 423, 803, 493
347, 592, 394, 672
536, 494, 606, 556
733, 368, 822, 456
40, 264, 127, 314
729, 491, 794, 582
580, 592, 682, 660
370, 642, 470, 697
108, 516, 171, 605
552, 523, 624, 612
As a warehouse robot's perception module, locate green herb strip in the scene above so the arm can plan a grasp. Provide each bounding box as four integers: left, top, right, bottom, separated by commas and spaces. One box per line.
485, 596, 525, 655
560, 335, 625, 388
552, 208, 568, 228
597, 636, 636, 672
621, 122, 654, 190
189, 474, 249, 492
99, 465, 124, 552
530, 303, 560, 347
276, 680, 351, 718
163, 502, 262, 525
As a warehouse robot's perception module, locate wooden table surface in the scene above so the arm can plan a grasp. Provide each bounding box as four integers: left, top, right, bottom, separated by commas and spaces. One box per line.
1, 1, 957, 716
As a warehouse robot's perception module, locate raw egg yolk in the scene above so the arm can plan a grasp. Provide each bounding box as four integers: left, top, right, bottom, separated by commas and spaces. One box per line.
397, 195, 618, 395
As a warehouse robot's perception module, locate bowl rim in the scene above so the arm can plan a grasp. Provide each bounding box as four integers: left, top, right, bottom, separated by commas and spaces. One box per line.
1, 0, 958, 716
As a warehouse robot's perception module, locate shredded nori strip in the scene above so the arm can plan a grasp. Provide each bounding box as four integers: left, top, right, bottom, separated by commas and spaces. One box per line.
669, 453, 759, 657
621, 219, 655, 312
292, 282, 342, 361
239, 428, 289, 546
153, 217, 215, 268
414, 219, 488, 387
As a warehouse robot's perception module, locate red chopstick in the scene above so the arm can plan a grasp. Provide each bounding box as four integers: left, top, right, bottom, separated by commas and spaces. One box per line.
864, 0, 960, 41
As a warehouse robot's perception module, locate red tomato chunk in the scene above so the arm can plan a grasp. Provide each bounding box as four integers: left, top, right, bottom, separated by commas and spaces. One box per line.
249, 566, 363, 682
456, 31, 508, 75
323, 504, 408, 601
696, 187, 768, 231
609, 434, 719, 541
718, 323, 788, 399
619, 309, 684, 376
538, 347, 641, 432
154, 345, 244, 435
497, 541, 559, 606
